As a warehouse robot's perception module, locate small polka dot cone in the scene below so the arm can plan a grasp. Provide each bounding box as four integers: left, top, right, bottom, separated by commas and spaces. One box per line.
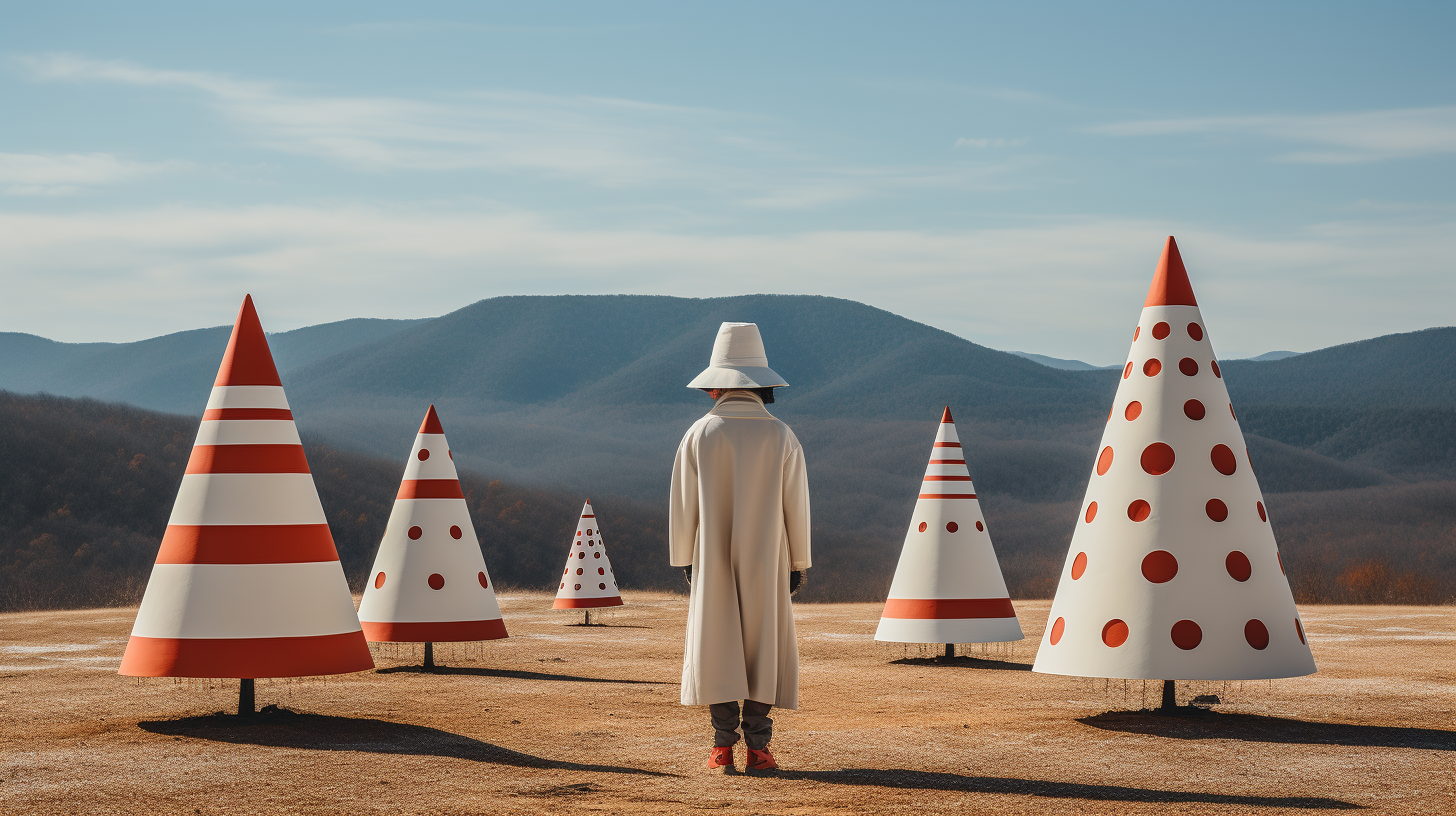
875, 407, 1023, 644
1032, 238, 1315, 681
119, 295, 374, 679
552, 500, 624, 609
357, 406, 507, 642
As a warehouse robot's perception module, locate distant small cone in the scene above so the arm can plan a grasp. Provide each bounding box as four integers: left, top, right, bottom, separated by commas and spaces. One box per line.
1033, 237, 1316, 681
875, 407, 1023, 644
357, 406, 508, 642
553, 501, 624, 609
119, 295, 374, 678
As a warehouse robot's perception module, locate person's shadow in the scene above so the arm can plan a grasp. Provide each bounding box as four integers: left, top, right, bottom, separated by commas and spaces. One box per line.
139, 708, 673, 777
375, 665, 670, 684
889, 655, 1032, 671
1079, 710, 1456, 751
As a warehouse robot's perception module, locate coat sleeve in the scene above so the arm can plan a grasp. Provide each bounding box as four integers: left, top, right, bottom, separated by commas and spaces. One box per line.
782, 430, 812, 570
668, 426, 700, 567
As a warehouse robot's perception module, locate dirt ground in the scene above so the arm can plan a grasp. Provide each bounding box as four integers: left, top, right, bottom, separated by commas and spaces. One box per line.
0, 594, 1451, 815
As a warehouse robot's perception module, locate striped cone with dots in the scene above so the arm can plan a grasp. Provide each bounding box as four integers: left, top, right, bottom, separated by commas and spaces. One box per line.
553, 501, 623, 609
875, 407, 1023, 644
119, 295, 374, 678
1033, 237, 1316, 681
357, 406, 507, 642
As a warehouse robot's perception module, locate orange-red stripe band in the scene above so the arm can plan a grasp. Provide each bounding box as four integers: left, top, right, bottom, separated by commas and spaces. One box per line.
118, 631, 373, 678
155, 524, 339, 564
185, 444, 310, 474
361, 619, 508, 643
918, 493, 978, 499
201, 408, 294, 421
928, 459, 965, 464
881, 598, 1016, 619
933, 442, 962, 448
922, 475, 973, 481
397, 480, 465, 499
553, 596, 624, 609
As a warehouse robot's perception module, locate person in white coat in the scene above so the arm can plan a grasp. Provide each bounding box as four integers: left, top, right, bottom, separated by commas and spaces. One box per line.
670, 322, 812, 774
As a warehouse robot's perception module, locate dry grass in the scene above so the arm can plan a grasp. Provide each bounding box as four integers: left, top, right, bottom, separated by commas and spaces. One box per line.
0, 594, 1452, 815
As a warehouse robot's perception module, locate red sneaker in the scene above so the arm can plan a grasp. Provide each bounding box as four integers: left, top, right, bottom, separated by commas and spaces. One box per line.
745, 747, 777, 772
706, 746, 734, 771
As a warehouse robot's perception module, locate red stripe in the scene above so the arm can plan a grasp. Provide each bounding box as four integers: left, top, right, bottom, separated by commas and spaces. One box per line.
396, 479, 465, 499
361, 619, 508, 642
581, 515, 596, 518
919, 493, 978, 499
118, 631, 373, 678
933, 442, 962, 448
156, 524, 339, 564
553, 596, 624, 609
922, 475, 973, 481
881, 598, 1016, 619
186, 444, 310, 474
928, 459, 965, 464
201, 408, 293, 421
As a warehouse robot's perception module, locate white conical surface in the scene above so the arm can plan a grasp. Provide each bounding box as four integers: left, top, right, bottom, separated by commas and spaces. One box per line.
1033, 238, 1316, 681
875, 408, 1023, 644
553, 501, 623, 609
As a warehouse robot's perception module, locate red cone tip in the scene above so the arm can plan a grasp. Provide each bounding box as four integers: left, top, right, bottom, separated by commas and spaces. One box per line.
419, 405, 445, 434
1144, 236, 1198, 307
941, 406, 953, 424
214, 295, 282, 387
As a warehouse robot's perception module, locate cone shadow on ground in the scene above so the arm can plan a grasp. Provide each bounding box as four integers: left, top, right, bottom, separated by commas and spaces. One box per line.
139, 710, 673, 776
777, 769, 1358, 809
889, 656, 1032, 671
375, 665, 670, 684
1079, 710, 1456, 751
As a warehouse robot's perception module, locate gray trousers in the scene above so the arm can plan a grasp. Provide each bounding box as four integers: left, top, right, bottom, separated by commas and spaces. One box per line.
709, 700, 773, 750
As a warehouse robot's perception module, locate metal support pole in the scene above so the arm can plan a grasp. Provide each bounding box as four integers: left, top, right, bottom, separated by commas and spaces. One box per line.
238, 678, 254, 717
945, 643, 956, 659
1160, 679, 1177, 712
584, 609, 592, 626
423, 642, 435, 672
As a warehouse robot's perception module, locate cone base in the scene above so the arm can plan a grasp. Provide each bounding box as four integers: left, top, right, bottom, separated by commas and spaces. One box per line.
361, 619, 508, 643
874, 615, 1024, 644
553, 596, 623, 609
1031, 651, 1317, 681
119, 630, 374, 678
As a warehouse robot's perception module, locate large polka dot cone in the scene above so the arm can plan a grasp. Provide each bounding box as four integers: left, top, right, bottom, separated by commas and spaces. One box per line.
553, 500, 624, 609
119, 296, 374, 679
875, 407, 1023, 644
357, 406, 507, 642
1033, 238, 1315, 681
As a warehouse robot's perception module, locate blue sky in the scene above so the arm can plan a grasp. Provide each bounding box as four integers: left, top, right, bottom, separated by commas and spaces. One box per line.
2, 1, 1452, 363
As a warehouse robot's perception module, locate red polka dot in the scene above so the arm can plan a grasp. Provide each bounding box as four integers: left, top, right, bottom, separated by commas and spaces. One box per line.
594, 551, 601, 558
1102, 619, 1129, 647
1211, 359, 1222, 378
478, 572, 488, 588
1278, 552, 1285, 574
1257, 501, 1267, 521
1097, 446, 1114, 476
1205, 498, 1228, 522
574, 583, 581, 590
1171, 620, 1202, 650
1152, 322, 1171, 340
1084, 502, 1098, 523
1184, 399, 1205, 420
1143, 359, 1162, 377
560, 582, 565, 589
428, 573, 444, 590
946, 522, 959, 533
1123, 362, 1133, 379
588, 540, 595, 547
578, 552, 585, 559
1211, 444, 1237, 475
1128, 499, 1151, 522
576, 567, 583, 575
1071, 552, 1087, 579
374, 572, 386, 589
1140, 443, 1175, 475
1226, 551, 1252, 581
975, 520, 984, 531
1050, 617, 1065, 644
576, 531, 582, 536
598, 567, 605, 575
449, 450, 452, 459
1107, 405, 1112, 422
1124, 401, 1142, 420
1179, 357, 1199, 376
450, 525, 463, 540
1229, 404, 1237, 419
1187, 323, 1204, 341
417, 449, 430, 461
408, 526, 422, 540
918, 522, 927, 532
1244, 619, 1269, 650
1141, 550, 1178, 583
1295, 619, 1306, 645
587, 528, 593, 535
599, 583, 606, 590
563, 567, 568, 575
1133, 326, 1140, 341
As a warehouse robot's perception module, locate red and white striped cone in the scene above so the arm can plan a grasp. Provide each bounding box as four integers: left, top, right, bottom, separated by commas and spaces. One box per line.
357, 406, 508, 642
553, 501, 623, 609
1033, 237, 1316, 681
875, 407, 1023, 644
119, 295, 373, 678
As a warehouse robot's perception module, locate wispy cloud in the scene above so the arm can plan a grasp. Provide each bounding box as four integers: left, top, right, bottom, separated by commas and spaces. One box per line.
955, 138, 1027, 149
1089, 106, 1456, 163
0, 152, 187, 196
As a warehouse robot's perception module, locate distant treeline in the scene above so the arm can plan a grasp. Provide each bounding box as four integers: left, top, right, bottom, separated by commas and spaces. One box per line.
0, 391, 1451, 611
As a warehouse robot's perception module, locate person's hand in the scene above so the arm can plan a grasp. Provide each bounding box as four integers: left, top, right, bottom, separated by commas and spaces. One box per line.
789, 570, 805, 595
683, 565, 693, 584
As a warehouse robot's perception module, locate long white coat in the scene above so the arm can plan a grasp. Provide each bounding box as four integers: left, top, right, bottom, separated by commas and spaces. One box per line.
670, 391, 812, 709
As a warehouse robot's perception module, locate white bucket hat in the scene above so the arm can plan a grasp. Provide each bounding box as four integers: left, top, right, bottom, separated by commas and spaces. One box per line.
686, 322, 789, 389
